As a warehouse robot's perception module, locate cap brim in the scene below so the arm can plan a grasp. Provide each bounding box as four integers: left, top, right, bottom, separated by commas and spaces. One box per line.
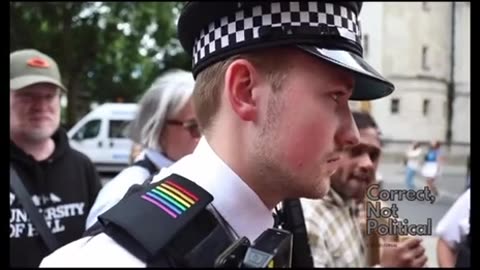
297, 45, 394, 101
11, 75, 67, 92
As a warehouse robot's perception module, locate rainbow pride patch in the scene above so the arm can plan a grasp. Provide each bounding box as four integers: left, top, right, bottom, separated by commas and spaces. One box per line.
141, 179, 199, 218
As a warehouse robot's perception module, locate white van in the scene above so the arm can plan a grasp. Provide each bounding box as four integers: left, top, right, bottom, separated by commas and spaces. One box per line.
67, 103, 138, 173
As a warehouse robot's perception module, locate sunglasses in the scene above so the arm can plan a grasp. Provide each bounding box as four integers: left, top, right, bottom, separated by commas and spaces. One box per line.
166, 119, 201, 138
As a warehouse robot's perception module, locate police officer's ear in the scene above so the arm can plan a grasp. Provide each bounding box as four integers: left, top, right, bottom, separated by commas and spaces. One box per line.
224, 59, 261, 122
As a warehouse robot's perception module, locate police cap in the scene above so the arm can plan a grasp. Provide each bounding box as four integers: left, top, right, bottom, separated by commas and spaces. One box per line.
178, 1, 394, 100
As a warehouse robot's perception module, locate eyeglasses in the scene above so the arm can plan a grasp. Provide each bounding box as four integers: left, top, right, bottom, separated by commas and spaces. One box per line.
166, 119, 201, 138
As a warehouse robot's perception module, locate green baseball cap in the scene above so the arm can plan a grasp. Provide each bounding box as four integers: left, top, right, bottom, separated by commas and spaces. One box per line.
10, 49, 67, 92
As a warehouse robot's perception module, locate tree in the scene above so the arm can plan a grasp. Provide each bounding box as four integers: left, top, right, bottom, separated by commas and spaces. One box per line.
10, 2, 190, 127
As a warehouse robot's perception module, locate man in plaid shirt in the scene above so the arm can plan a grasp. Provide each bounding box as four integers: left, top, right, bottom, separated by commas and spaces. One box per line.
302, 111, 428, 267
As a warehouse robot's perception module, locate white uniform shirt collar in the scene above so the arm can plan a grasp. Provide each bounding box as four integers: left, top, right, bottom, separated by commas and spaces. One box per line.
145, 149, 174, 168
135, 149, 174, 169
152, 137, 274, 242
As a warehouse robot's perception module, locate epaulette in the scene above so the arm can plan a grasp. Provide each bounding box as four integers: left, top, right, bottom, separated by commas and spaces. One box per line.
98, 174, 214, 262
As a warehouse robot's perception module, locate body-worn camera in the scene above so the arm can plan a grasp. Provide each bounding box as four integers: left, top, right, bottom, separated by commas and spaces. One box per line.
214, 228, 293, 268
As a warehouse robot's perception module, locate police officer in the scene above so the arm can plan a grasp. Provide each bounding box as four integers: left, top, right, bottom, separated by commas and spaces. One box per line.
40, 1, 394, 267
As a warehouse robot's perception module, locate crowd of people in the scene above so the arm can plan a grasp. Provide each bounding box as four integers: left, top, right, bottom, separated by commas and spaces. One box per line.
10, 1, 470, 268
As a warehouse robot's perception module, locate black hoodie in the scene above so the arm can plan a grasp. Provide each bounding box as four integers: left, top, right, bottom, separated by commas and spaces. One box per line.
10, 128, 101, 267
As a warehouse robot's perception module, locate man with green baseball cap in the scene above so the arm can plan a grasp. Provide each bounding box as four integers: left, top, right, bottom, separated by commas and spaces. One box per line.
10, 49, 101, 267
10, 49, 67, 92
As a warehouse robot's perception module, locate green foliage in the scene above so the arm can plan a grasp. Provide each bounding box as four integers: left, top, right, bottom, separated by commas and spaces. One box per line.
10, 2, 190, 126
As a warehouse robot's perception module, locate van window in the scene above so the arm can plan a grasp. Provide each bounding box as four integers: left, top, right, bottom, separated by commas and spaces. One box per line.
109, 120, 131, 139
73, 119, 101, 140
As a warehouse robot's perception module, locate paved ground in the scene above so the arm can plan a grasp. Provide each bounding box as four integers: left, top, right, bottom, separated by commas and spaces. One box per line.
99, 161, 468, 267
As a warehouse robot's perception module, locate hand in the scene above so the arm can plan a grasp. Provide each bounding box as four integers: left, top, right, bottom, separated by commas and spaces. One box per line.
380, 237, 428, 267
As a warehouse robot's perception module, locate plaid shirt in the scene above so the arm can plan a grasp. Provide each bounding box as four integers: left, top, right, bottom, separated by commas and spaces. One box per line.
301, 189, 366, 267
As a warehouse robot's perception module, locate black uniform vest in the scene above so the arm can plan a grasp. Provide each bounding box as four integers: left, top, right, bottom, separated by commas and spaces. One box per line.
87, 174, 235, 267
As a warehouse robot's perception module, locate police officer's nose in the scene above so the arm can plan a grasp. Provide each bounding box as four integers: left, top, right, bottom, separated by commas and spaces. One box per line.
336, 113, 360, 149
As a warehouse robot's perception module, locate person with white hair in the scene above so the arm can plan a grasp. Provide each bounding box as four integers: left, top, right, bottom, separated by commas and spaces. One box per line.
85, 69, 200, 230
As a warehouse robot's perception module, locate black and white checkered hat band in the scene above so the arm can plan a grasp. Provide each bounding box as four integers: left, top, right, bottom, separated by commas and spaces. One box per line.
192, 2, 362, 66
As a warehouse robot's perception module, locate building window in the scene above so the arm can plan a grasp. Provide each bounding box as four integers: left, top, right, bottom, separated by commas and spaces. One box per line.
423, 99, 430, 116
422, 2, 430, 11
363, 34, 369, 56
391, 98, 400, 114
422, 46, 430, 71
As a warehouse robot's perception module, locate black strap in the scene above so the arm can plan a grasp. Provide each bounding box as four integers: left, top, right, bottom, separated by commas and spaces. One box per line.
10, 164, 60, 252
133, 156, 159, 175
279, 199, 314, 268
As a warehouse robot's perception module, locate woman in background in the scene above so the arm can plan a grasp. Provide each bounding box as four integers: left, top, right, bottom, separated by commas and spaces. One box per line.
85, 69, 200, 229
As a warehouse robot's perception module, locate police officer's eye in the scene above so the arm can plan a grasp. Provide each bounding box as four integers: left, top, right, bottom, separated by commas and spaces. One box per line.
330, 92, 345, 103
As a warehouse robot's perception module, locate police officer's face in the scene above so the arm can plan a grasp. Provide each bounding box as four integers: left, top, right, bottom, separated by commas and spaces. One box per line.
253, 49, 360, 200
10, 83, 61, 142
331, 127, 381, 202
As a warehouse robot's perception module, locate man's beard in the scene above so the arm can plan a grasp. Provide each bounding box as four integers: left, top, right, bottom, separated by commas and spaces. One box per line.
332, 169, 372, 201
251, 93, 294, 200
250, 94, 328, 200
